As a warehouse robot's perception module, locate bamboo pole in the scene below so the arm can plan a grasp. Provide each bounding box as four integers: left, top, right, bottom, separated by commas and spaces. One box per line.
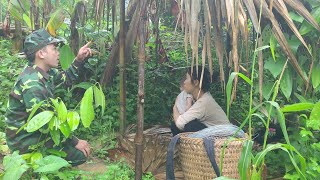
112, 0, 115, 37
106, 0, 110, 29
119, 0, 126, 135
153, 0, 160, 62
135, 0, 147, 179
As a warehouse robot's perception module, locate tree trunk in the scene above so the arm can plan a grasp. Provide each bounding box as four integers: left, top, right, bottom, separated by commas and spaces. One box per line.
12, 20, 22, 52
135, 0, 147, 179
106, 0, 110, 29
124, 0, 140, 62
112, 0, 115, 37
32, 0, 40, 29
100, 0, 139, 87
119, 0, 126, 135
150, 0, 160, 62
43, 0, 52, 26
30, 0, 34, 30
2, 8, 10, 37
230, 0, 240, 103
70, 1, 86, 55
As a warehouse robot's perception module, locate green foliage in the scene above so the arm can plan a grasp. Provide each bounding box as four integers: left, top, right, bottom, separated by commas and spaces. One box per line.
1, 151, 70, 180
34, 155, 70, 173
94, 160, 154, 180
80, 87, 95, 128
2, 151, 29, 180
0, 40, 25, 132
0, 132, 9, 154
59, 45, 75, 70
7, 1, 66, 32
8, 0, 30, 23
1, 84, 105, 179
281, 103, 314, 113
307, 102, 320, 130
26, 111, 54, 132
226, 72, 252, 118
46, 8, 66, 36
280, 69, 293, 101
311, 63, 320, 89
93, 84, 106, 115
67, 111, 80, 131
97, 160, 134, 179
0, 0, 8, 20
264, 57, 286, 79
234, 6, 320, 177
299, 6, 320, 35
20, 85, 103, 143
270, 101, 320, 179
59, 122, 71, 138
228, 20, 309, 179
0, 0, 319, 179
57, 100, 68, 122
238, 140, 253, 180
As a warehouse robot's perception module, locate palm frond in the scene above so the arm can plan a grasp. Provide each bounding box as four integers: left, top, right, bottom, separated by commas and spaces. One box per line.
243, 0, 261, 33
253, 0, 308, 84
177, 0, 319, 95
269, 0, 311, 54
284, 0, 320, 31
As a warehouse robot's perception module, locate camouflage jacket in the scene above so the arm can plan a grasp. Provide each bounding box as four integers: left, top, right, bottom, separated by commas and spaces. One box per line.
5, 60, 84, 153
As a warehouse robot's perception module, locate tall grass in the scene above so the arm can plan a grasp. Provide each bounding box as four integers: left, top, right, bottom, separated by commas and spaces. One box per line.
225, 2, 306, 179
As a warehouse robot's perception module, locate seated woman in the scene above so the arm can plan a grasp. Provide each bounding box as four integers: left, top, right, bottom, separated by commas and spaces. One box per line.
171, 66, 230, 136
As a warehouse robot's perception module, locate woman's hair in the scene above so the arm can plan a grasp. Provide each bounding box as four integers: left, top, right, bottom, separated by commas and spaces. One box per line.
187, 66, 211, 92
180, 76, 186, 87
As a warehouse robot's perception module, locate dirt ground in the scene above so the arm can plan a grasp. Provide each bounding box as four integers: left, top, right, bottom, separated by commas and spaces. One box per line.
76, 156, 108, 174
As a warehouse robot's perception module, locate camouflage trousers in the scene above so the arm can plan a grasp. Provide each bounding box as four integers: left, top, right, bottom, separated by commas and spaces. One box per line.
60, 143, 87, 166
6, 130, 86, 167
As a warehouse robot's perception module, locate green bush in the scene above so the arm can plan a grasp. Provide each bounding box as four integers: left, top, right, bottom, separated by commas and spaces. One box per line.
0, 40, 25, 131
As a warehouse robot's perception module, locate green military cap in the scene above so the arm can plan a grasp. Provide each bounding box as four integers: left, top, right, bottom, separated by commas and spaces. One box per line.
24, 28, 64, 55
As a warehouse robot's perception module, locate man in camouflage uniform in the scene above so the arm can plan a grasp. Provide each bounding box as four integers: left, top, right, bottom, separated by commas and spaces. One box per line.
5, 29, 91, 166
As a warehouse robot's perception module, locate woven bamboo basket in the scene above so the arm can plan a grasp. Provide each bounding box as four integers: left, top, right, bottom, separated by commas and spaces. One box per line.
179, 133, 245, 179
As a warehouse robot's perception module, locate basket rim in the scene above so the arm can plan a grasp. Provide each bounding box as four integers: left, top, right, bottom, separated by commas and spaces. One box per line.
178, 132, 248, 141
